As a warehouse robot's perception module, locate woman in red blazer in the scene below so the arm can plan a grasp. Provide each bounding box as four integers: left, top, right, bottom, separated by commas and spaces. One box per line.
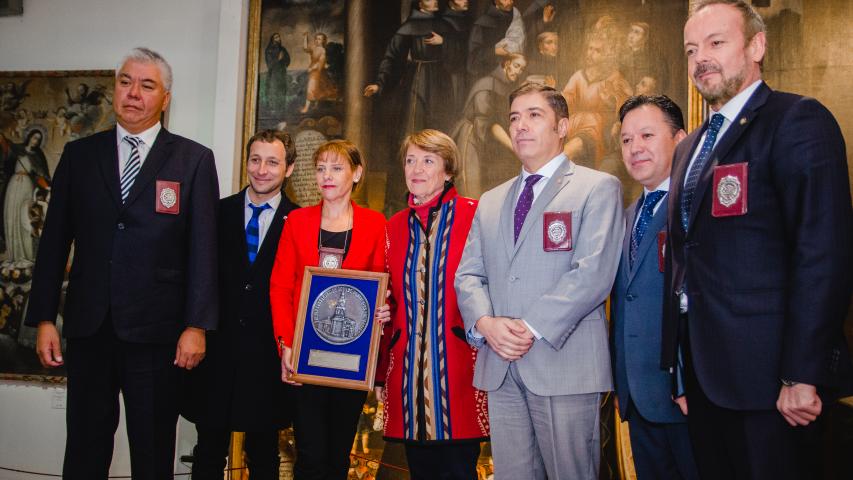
270, 139, 387, 480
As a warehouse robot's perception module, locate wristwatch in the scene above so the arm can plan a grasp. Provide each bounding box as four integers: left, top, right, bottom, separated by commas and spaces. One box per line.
781, 378, 799, 387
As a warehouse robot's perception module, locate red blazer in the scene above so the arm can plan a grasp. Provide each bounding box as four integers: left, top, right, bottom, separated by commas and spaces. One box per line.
270, 201, 387, 349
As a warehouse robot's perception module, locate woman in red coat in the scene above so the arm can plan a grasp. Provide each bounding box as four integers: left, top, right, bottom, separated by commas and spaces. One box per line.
270, 139, 387, 480
376, 129, 489, 479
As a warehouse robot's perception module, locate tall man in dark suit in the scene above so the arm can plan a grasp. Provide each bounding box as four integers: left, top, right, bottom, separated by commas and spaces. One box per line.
25, 47, 219, 480
184, 129, 299, 480
612, 95, 698, 480
662, 2, 853, 478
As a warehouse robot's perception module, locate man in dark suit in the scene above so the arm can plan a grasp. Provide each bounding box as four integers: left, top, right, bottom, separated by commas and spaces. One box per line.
184, 129, 299, 480
612, 95, 698, 480
25, 47, 219, 480
662, 2, 853, 478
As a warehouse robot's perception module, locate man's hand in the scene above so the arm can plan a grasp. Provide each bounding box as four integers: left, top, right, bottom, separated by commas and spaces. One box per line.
363, 84, 379, 97
35, 321, 63, 367
280, 346, 302, 386
424, 32, 444, 46
673, 395, 688, 416
476, 316, 534, 361
174, 327, 205, 370
777, 383, 822, 426
543, 5, 556, 23
374, 386, 384, 402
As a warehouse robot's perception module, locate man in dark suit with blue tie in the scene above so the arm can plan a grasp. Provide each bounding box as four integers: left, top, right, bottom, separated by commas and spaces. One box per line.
662, 2, 853, 479
25, 48, 219, 479
184, 129, 299, 480
612, 95, 698, 480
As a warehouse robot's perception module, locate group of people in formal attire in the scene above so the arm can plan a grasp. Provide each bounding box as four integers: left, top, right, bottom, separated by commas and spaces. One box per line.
24, 1, 852, 480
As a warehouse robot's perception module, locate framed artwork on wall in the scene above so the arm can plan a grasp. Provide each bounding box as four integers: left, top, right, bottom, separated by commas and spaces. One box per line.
0, 69, 116, 382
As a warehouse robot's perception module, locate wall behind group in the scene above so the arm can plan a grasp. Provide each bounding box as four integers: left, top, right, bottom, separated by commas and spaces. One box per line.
0, 0, 247, 478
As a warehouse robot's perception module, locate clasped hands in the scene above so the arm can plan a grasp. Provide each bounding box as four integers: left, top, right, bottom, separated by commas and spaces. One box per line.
476, 315, 534, 361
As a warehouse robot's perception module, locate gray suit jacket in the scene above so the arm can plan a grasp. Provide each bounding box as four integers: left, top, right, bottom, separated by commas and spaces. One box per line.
455, 158, 624, 396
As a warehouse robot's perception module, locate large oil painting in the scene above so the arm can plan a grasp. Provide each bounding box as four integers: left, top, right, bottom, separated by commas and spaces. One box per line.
0, 70, 115, 381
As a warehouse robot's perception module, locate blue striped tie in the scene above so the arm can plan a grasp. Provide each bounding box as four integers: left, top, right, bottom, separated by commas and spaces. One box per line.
630, 190, 666, 268
680, 113, 725, 231
120, 136, 143, 203
246, 203, 271, 263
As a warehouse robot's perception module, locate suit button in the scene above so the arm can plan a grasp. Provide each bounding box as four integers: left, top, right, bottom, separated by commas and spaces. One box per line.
626, 294, 636, 301
244, 283, 253, 291
509, 275, 517, 282
117, 222, 125, 230
238, 318, 246, 327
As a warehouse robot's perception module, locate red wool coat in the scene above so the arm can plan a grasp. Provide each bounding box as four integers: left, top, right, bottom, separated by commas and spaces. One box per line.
377, 188, 489, 444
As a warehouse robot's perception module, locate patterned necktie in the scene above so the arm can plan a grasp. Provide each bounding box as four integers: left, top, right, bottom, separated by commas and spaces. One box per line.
246, 203, 272, 263
120, 136, 143, 203
680, 113, 725, 231
630, 190, 666, 268
514, 174, 543, 243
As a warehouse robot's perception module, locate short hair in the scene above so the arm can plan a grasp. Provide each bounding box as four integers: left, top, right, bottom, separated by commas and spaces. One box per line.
501, 52, 527, 67
312, 139, 366, 192
399, 129, 459, 180
618, 95, 685, 134
537, 31, 558, 47
508, 82, 569, 121
629, 21, 650, 34
246, 129, 297, 167
690, 0, 766, 42
117, 47, 173, 91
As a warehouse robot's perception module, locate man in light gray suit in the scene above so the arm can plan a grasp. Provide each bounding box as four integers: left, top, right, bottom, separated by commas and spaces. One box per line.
455, 82, 624, 479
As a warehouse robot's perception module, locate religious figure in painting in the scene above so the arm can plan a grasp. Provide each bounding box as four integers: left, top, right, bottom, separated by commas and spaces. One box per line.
265, 32, 291, 113
301, 32, 338, 114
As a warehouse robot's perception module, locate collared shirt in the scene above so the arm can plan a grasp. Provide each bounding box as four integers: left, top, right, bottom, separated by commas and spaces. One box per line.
244, 190, 282, 246
680, 81, 762, 313
632, 177, 670, 231
116, 122, 161, 179
682, 80, 762, 187
516, 152, 566, 206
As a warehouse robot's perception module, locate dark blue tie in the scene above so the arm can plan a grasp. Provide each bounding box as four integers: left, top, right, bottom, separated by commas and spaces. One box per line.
246, 203, 272, 263
514, 174, 543, 243
630, 190, 666, 268
680, 113, 725, 231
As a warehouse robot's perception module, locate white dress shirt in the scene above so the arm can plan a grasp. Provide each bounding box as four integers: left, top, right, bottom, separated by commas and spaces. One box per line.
682, 80, 762, 187
116, 122, 161, 178
244, 190, 282, 246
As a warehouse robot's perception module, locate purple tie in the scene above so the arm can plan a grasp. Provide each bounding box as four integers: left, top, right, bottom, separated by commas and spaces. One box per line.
514, 174, 543, 243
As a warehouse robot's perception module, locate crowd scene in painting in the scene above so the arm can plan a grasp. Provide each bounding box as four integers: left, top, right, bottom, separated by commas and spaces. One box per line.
16, 1, 852, 479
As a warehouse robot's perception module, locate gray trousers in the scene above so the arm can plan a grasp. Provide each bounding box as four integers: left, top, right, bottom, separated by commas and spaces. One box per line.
489, 362, 601, 480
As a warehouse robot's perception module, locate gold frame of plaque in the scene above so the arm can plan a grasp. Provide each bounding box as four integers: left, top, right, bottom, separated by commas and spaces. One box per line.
290, 267, 388, 391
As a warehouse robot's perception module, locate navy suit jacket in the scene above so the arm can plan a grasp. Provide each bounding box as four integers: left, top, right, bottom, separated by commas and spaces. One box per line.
613, 196, 685, 424
25, 127, 220, 343
183, 188, 298, 431
662, 82, 853, 410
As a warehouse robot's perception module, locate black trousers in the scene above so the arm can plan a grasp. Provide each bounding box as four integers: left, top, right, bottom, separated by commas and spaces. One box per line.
681, 321, 824, 480
293, 384, 366, 480
192, 425, 280, 480
64, 320, 179, 480
404, 442, 481, 480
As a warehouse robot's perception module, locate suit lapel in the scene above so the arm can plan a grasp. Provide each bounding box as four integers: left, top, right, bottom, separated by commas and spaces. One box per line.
687, 83, 770, 230
621, 199, 639, 281
123, 128, 174, 208
627, 201, 667, 285
96, 128, 122, 206
253, 194, 291, 269
500, 177, 521, 261
511, 159, 574, 258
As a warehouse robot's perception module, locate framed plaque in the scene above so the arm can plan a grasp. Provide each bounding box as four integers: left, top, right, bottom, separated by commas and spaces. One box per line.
291, 267, 388, 391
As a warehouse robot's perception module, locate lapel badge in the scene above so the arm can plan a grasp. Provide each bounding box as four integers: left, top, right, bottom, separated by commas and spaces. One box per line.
739, 117, 747, 126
